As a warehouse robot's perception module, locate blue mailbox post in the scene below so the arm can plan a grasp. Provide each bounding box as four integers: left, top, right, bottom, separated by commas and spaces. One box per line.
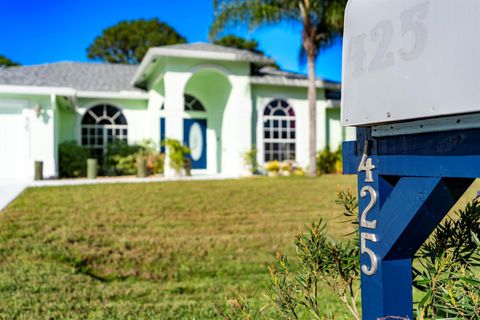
342, 0, 480, 318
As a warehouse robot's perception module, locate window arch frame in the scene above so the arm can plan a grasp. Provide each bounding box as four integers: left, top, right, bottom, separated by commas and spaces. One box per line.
184, 94, 206, 112
81, 104, 128, 153
263, 99, 296, 162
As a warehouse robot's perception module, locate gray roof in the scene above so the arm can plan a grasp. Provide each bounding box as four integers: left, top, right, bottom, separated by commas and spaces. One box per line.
0, 50, 337, 92
252, 67, 340, 89
156, 42, 275, 64
0, 62, 143, 92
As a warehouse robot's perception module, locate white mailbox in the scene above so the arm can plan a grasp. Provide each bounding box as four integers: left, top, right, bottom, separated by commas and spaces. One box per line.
342, 0, 480, 126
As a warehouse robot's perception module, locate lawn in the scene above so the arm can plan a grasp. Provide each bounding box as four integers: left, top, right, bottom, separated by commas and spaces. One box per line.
0, 176, 478, 319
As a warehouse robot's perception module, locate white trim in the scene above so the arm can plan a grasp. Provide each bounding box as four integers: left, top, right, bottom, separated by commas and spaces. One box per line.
132, 46, 273, 87
0, 85, 76, 96
76, 90, 148, 100
372, 112, 480, 137
250, 76, 340, 90
0, 85, 148, 100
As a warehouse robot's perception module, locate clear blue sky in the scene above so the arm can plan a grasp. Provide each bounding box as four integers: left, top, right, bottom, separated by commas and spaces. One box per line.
0, 0, 342, 82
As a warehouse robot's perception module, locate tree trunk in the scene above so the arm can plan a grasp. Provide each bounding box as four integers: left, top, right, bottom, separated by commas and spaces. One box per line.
307, 53, 317, 177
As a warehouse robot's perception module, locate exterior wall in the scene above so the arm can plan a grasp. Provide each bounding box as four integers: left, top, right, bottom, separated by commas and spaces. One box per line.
326, 107, 343, 150
252, 85, 332, 169
0, 93, 57, 180
58, 106, 76, 143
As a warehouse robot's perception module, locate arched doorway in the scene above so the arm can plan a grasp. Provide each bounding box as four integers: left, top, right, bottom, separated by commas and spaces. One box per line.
183, 68, 232, 173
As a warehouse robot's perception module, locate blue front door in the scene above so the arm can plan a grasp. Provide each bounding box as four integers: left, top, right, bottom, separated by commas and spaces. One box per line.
183, 119, 207, 169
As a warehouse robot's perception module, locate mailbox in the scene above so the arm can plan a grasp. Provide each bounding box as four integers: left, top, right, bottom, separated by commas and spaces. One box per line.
342, 0, 480, 126
341, 1, 480, 319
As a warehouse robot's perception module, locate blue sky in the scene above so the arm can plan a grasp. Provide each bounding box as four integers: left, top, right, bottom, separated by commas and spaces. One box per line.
0, 0, 342, 82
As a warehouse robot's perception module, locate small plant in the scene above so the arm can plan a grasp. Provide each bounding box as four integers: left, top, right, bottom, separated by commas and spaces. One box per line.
58, 141, 90, 178
317, 146, 342, 175
243, 148, 257, 174
413, 199, 480, 319
136, 139, 165, 175
280, 160, 293, 176
265, 160, 280, 176
219, 190, 480, 319
164, 139, 190, 176
293, 168, 306, 176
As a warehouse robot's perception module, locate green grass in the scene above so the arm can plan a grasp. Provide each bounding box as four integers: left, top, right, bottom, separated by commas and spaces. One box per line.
0, 176, 358, 319
1, 176, 478, 319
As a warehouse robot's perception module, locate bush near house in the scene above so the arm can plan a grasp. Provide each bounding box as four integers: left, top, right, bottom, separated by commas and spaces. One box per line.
105, 139, 164, 176
317, 146, 342, 175
58, 141, 90, 178
242, 148, 257, 174
104, 140, 143, 175
264, 160, 305, 177
164, 139, 190, 175
59, 140, 164, 178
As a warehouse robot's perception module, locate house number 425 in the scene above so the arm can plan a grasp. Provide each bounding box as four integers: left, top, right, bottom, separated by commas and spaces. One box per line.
348, 1, 430, 77
358, 156, 379, 276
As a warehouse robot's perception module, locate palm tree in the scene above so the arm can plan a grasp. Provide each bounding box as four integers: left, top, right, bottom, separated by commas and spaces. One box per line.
210, 0, 346, 176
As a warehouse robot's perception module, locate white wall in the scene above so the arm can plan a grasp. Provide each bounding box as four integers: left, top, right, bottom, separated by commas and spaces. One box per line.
0, 96, 57, 181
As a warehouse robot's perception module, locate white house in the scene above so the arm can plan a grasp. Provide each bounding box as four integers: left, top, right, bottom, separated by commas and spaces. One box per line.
0, 43, 352, 180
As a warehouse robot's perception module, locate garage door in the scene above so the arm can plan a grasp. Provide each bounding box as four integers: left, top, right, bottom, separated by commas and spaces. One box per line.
0, 105, 29, 181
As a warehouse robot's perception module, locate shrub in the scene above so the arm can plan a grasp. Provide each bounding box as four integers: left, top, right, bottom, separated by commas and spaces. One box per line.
104, 139, 164, 176
137, 139, 165, 175
218, 190, 480, 319
104, 140, 142, 175
164, 139, 190, 175
243, 148, 257, 174
58, 141, 90, 178
317, 146, 342, 175
146, 153, 165, 175
414, 199, 480, 319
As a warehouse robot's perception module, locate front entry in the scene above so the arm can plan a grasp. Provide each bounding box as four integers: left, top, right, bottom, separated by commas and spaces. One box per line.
183, 119, 207, 169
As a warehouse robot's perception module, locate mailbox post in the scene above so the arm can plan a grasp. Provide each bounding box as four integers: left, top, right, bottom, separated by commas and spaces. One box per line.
342, 0, 480, 318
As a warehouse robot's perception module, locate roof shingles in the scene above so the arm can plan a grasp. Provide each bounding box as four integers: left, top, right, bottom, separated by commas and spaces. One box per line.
0, 43, 338, 91
0, 62, 142, 92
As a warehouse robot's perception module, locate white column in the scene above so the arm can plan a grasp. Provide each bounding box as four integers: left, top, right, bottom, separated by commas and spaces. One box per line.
223, 75, 253, 176
163, 72, 190, 177
147, 89, 163, 145
316, 100, 327, 151
50, 94, 59, 178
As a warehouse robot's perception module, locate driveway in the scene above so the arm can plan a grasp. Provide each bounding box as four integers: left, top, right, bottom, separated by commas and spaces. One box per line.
0, 179, 28, 211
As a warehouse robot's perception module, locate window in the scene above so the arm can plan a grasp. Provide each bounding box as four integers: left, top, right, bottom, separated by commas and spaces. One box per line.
184, 94, 206, 111
263, 99, 296, 162
81, 104, 128, 155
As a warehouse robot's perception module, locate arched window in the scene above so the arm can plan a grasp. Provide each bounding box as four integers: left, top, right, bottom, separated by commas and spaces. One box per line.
184, 94, 206, 111
263, 99, 296, 162
81, 104, 128, 153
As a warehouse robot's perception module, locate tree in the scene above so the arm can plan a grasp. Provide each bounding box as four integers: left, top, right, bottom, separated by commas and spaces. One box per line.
214, 35, 262, 53
210, 0, 346, 176
87, 18, 186, 64
0, 55, 20, 67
